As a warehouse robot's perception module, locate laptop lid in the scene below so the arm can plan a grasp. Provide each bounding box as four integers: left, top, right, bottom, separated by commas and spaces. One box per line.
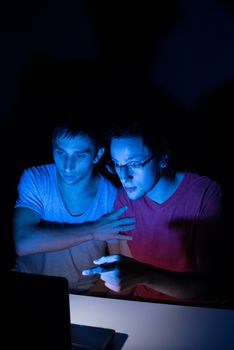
2, 271, 115, 350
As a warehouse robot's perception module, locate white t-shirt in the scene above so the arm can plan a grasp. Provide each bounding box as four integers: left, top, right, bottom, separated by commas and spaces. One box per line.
14, 164, 117, 292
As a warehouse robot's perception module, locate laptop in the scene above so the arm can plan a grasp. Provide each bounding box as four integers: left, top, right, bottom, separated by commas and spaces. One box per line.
1, 271, 116, 350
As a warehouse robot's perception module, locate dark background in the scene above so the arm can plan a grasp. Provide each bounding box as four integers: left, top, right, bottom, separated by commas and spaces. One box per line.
0, 0, 232, 293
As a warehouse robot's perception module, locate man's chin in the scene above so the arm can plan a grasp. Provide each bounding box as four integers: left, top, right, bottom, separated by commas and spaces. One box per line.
62, 176, 77, 185
125, 189, 142, 201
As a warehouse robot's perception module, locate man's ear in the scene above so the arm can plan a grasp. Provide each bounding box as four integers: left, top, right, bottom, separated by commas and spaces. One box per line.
93, 147, 105, 164
160, 154, 169, 169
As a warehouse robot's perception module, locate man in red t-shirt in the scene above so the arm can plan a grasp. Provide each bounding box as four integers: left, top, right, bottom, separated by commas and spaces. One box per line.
83, 111, 223, 305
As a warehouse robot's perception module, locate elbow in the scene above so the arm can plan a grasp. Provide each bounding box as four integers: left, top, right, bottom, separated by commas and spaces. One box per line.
15, 245, 27, 257
15, 239, 31, 256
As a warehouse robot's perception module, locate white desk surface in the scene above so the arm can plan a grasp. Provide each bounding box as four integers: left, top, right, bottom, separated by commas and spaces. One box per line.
69, 294, 234, 350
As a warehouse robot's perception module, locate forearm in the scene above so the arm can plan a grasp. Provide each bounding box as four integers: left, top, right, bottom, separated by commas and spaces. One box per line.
83, 255, 218, 301
14, 206, 135, 256
143, 265, 215, 300
15, 222, 94, 256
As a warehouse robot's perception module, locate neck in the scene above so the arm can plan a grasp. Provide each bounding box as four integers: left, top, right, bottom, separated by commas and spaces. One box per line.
57, 170, 98, 195
147, 171, 184, 204
57, 172, 100, 216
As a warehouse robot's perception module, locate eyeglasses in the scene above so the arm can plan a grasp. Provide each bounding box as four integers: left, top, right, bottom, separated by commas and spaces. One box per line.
106, 156, 154, 174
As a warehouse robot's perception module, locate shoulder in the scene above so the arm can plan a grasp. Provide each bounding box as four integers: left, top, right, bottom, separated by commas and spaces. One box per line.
15, 164, 57, 213
18, 164, 56, 193
23, 163, 55, 176
185, 171, 222, 191
184, 171, 223, 200
20, 164, 55, 181
98, 174, 117, 193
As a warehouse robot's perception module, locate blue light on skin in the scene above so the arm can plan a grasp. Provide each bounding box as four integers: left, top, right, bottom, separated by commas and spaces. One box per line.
82, 255, 122, 291
110, 136, 184, 204
53, 134, 104, 187
82, 254, 147, 292
110, 136, 162, 201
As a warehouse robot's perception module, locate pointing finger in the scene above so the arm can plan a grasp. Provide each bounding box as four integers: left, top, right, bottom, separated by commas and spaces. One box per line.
93, 254, 121, 265
82, 262, 117, 276
82, 266, 103, 276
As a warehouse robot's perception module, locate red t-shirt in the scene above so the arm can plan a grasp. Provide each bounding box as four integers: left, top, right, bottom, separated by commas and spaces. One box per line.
114, 172, 223, 303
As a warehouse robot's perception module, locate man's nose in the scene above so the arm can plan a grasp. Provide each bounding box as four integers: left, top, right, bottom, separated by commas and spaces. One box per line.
118, 167, 133, 181
64, 157, 76, 171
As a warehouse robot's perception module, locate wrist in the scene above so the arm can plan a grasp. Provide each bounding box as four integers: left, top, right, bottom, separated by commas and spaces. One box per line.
82, 222, 95, 241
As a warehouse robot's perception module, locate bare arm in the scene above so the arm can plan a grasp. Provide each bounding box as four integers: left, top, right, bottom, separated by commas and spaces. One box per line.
83, 254, 219, 301
13, 206, 135, 256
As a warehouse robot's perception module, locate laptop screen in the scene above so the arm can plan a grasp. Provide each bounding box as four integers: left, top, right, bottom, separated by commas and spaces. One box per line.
1, 271, 116, 350
2, 271, 72, 350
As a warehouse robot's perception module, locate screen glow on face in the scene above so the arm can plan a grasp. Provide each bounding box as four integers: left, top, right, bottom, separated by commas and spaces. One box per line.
53, 134, 96, 185
107, 155, 154, 174
110, 136, 159, 200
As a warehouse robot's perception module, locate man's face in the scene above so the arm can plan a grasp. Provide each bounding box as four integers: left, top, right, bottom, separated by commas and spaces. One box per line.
110, 136, 160, 200
53, 134, 97, 186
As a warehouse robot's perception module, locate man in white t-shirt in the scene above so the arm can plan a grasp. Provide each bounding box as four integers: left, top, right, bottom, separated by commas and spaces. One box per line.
12, 113, 135, 294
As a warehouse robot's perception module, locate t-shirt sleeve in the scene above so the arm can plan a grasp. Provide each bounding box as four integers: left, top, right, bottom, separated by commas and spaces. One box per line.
15, 169, 43, 216
195, 180, 223, 258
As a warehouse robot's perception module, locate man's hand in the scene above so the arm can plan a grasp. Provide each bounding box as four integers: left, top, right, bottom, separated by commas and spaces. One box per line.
82, 254, 146, 292
91, 206, 135, 241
